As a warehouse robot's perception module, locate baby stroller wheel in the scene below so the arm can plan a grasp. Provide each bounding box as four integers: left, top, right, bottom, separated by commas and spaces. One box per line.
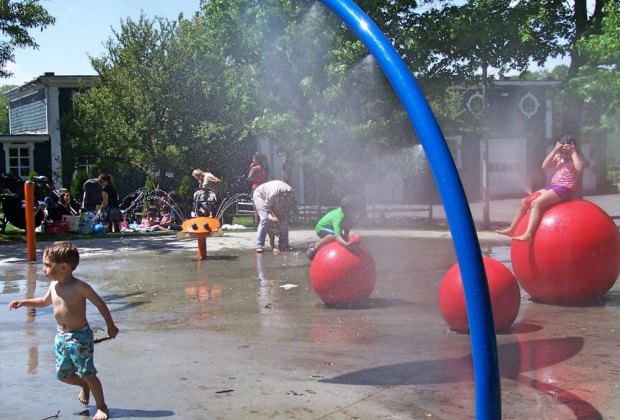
0, 195, 45, 230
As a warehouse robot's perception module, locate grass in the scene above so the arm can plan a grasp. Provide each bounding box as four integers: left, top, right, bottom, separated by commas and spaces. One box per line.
228, 216, 319, 231
0, 214, 260, 243
231, 216, 256, 227
2, 215, 438, 244
0, 223, 26, 243
0, 220, 180, 244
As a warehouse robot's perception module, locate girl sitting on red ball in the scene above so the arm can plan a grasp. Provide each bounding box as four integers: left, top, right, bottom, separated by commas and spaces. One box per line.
496, 134, 586, 242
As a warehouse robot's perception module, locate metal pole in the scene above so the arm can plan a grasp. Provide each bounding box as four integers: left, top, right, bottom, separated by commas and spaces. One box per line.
318, 1, 501, 418
197, 236, 207, 260
481, 82, 490, 229
24, 181, 37, 262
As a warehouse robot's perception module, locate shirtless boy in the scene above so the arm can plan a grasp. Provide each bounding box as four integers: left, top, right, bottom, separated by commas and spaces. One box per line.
9, 241, 119, 420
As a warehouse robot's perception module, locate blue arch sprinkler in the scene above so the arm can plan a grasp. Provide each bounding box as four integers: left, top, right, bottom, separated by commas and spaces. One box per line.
319, 1, 501, 418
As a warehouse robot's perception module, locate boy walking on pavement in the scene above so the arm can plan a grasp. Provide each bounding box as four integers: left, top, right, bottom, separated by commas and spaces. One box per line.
9, 241, 119, 420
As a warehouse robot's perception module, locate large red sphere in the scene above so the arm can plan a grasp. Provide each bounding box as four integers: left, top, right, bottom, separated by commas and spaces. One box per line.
511, 200, 620, 305
309, 237, 376, 306
438, 257, 521, 333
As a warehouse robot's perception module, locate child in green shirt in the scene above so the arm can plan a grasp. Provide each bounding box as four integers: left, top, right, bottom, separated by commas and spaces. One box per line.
306, 195, 361, 260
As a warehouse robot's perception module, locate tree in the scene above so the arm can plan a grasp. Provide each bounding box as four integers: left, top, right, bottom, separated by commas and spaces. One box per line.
179, 0, 269, 191
571, 2, 620, 175
551, 0, 619, 136
0, 84, 16, 133
572, 1, 620, 126
60, 1, 620, 204
248, 2, 422, 201
66, 14, 201, 191
249, 1, 580, 201
0, 0, 55, 78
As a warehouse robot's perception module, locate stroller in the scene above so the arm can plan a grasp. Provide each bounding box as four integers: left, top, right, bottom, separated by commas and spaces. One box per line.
0, 173, 49, 232
193, 188, 219, 218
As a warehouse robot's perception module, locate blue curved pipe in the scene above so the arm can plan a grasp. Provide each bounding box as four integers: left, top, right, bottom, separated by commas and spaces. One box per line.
318, 1, 501, 418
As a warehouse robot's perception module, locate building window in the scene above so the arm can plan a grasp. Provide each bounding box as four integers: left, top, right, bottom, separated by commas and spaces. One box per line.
466, 92, 485, 118
5, 143, 33, 178
519, 92, 540, 119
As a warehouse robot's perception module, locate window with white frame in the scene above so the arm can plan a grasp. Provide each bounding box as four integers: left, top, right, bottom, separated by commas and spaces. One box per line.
519, 92, 540, 119
5, 143, 33, 178
466, 92, 485, 117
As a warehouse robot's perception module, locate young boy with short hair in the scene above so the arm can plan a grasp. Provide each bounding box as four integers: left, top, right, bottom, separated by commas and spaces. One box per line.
9, 241, 119, 420
306, 195, 361, 260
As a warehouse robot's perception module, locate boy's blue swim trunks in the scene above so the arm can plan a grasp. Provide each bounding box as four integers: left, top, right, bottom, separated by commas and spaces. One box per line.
55, 324, 97, 379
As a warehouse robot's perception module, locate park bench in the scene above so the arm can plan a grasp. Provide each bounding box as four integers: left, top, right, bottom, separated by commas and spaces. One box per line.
226, 199, 255, 222
291, 203, 435, 227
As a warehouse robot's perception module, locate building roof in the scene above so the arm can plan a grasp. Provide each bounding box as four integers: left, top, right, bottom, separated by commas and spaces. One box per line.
2, 72, 97, 100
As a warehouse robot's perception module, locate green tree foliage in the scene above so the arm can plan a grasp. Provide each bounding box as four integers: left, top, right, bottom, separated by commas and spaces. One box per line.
177, 174, 192, 206
67, 15, 200, 190
0, 0, 54, 78
0, 84, 16, 133
404, 1, 570, 84
571, 2, 620, 172
177, 0, 269, 188
60, 0, 620, 202
248, 2, 421, 200
70, 168, 88, 202
572, 2, 620, 126
554, 0, 617, 134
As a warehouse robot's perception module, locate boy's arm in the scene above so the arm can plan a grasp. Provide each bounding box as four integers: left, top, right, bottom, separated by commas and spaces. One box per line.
335, 235, 350, 247
8, 285, 52, 310
78, 282, 119, 338
334, 212, 351, 243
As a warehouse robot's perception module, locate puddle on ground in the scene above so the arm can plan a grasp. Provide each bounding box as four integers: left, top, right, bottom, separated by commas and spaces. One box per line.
1, 237, 618, 419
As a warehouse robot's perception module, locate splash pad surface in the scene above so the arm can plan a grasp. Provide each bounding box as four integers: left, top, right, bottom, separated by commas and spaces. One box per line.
2, 232, 619, 419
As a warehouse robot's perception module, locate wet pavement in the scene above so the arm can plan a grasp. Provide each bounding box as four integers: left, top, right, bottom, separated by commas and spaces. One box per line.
1, 194, 619, 419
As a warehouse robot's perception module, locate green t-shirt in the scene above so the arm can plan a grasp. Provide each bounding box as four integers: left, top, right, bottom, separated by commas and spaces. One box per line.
315, 207, 346, 237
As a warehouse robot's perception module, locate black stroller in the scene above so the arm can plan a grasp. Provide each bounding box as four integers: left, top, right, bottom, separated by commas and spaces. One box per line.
0, 173, 48, 232
193, 188, 219, 218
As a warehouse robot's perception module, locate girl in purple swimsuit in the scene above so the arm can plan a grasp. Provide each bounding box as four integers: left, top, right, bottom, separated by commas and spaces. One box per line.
496, 135, 586, 242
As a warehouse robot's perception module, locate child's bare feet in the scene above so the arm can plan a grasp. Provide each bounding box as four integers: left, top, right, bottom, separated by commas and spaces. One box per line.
513, 232, 533, 242
93, 405, 109, 420
78, 385, 90, 405
495, 228, 514, 237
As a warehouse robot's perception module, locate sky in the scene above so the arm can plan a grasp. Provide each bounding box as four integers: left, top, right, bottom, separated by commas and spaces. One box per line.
3, 0, 202, 87
3, 0, 590, 88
